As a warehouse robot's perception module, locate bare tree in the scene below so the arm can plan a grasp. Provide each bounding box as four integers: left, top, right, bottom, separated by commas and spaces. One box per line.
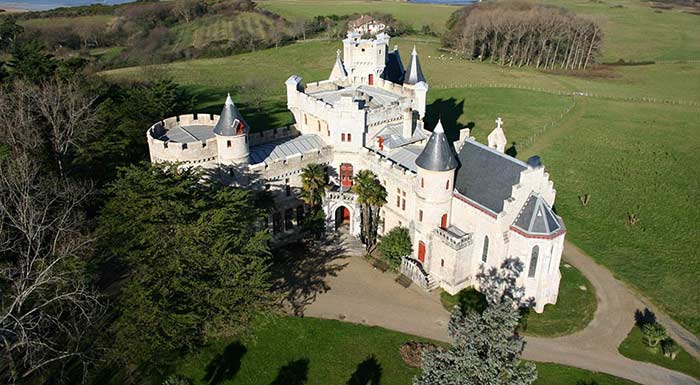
0, 81, 102, 384
29, 79, 97, 178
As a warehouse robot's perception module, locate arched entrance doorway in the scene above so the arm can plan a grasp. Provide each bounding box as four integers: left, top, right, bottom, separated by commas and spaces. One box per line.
335, 206, 351, 230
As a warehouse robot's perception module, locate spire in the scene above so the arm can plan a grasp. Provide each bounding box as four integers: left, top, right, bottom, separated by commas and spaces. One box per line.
488, 116, 507, 153
415, 119, 458, 171
214, 93, 249, 136
404, 45, 426, 85
329, 48, 348, 81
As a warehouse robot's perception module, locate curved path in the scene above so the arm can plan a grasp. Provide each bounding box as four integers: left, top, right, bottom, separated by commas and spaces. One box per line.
301, 235, 700, 385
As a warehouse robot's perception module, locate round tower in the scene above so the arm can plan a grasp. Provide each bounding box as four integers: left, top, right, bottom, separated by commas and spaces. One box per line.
215, 94, 250, 166
414, 119, 458, 230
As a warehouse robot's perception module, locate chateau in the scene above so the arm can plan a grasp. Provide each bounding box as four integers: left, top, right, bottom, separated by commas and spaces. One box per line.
146, 31, 566, 313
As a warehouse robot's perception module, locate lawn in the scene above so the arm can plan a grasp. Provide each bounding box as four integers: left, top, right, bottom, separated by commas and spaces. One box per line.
534, 98, 700, 336
440, 264, 597, 337
618, 325, 700, 379
521, 264, 597, 337
159, 315, 639, 385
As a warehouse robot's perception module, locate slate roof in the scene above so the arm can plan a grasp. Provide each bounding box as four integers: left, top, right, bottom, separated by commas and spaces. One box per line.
249, 134, 326, 165
308, 85, 401, 109
380, 145, 423, 173
404, 46, 426, 85
512, 193, 563, 235
382, 49, 405, 84
454, 139, 528, 214
376, 122, 427, 149
415, 120, 458, 171
213, 94, 249, 136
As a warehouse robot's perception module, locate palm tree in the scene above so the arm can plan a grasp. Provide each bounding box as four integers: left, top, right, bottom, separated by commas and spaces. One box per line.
300, 163, 327, 211
352, 169, 387, 251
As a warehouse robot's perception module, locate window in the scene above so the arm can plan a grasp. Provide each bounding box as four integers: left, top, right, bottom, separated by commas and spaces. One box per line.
182, 143, 188, 149
421, 178, 424, 188
396, 196, 401, 207
482, 236, 489, 263
528, 246, 539, 278
441, 259, 444, 267
347, 133, 352, 142
419, 210, 423, 222
317, 121, 321, 131
446, 180, 450, 190
341, 133, 346, 142
227, 140, 232, 148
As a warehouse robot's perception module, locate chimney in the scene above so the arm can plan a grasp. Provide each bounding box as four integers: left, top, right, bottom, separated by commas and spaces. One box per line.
403, 108, 414, 138
527, 155, 542, 169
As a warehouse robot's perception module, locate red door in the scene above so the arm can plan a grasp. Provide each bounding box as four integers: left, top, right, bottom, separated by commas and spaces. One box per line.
340, 163, 353, 189
441, 214, 448, 229
368, 74, 374, 85
418, 241, 426, 264
342, 207, 350, 222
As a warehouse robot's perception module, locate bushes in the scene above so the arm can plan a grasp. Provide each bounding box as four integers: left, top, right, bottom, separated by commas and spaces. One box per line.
376, 227, 412, 268
400, 341, 437, 368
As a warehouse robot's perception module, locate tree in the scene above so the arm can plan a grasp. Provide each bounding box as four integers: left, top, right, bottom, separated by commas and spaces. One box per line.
8, 41, 57, 82
414, 258, 537, 385
99, 163, 276, 372
352, 170, 387, 251
0, 18, 23, 52
376, 227, 412, 268
0, 143, 102, 384
300, 163, 327, 211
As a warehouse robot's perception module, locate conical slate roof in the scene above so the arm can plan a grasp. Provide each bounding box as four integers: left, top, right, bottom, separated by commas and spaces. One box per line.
415, 120, 458, 171
213, 94, 249, 136
512, 194, 563, 235
329, 49, 348, 81
404, 46, 426, 85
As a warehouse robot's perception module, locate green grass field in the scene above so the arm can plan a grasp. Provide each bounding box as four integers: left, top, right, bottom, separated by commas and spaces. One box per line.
521, 264, 597, 337
158, 316, 639, 385
618, 325, 700, 379
257, 0, 457, 33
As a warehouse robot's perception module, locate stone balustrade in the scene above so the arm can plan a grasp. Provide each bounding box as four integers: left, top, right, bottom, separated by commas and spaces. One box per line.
434, 226, 473, 250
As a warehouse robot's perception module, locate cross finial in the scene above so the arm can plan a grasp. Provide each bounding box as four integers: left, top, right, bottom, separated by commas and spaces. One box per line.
496, 117, 503, 129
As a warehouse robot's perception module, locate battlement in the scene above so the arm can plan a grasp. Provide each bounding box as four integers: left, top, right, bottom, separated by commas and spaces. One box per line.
249, 125, 300, 146
147, 114, 220, 165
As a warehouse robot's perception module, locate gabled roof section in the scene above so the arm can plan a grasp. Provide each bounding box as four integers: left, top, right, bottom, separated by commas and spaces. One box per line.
404, 46, 426, 85
415, 120, 458, 171
214, 94, 249, 136
454, 139, 528, 213
512, 193, 563, 235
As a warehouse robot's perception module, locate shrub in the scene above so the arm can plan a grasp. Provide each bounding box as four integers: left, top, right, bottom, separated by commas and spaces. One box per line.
376, 227, 412, 268
400, 341, 437, 368
163, 374, 194, 385
641, 322, 668, 349
661, 339, 680, 360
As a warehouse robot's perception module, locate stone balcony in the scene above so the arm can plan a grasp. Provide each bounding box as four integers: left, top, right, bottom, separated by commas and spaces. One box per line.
434, 225, 473, 250
325, 186, 358, 203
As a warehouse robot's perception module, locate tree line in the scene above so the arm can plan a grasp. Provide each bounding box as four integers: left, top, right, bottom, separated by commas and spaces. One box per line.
443, 2, 603, 70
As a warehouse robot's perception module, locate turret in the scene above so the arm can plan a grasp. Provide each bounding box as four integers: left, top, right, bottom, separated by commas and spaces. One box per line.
488, 117, 507, 153
415, 120, 458, 229
404, 46, 426, 85
215, 94, 249, 165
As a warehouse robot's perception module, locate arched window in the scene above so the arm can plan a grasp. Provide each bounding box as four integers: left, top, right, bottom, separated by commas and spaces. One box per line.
528, 246, 539, 278
481, 236, 489, 263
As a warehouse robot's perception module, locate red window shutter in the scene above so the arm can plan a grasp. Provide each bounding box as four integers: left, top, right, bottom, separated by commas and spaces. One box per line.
347, 133, 352, 142
341, 133, 346, 142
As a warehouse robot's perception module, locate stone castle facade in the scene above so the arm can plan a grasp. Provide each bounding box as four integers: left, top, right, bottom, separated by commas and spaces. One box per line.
147, 31, 566, 312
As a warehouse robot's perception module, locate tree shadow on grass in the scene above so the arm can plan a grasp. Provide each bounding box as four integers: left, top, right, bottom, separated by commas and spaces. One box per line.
269, 358, 310, 385
347, 355, 382, 385
203, 341, 247, 385
270, 233, 349, 316
635, 308, 656, 327
425, 97, 467, 142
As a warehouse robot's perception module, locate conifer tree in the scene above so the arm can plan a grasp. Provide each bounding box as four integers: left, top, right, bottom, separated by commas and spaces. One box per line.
414, 258, 537, 385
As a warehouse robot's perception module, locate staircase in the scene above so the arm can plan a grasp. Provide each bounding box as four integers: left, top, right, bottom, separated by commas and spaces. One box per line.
400, 256, 439, 291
